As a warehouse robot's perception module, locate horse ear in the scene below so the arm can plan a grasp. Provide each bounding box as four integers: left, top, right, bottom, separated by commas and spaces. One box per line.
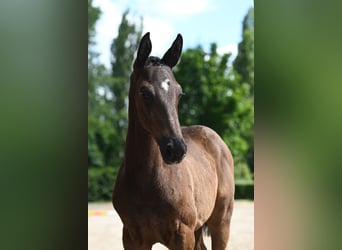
161, 34, 183, 68
134, 32, 152, 69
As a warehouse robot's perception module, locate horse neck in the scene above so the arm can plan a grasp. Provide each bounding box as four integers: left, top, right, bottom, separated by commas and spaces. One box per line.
124, 100, 162, 171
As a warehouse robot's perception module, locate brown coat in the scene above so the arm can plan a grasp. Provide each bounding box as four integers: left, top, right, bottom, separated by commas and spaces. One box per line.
113, 33, 234, 250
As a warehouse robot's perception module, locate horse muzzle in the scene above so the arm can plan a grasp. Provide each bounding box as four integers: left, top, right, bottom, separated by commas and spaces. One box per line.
157, 136, 187, 165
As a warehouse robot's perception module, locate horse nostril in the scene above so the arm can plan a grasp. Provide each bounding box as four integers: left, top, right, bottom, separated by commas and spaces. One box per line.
177, 143, 186, 161
166, 142, 173, 157
158, 136, 186, 164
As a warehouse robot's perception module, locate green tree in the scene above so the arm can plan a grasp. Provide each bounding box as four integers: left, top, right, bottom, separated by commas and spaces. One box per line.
233, 7, 254, 93
88, 8, 143, 200
175, 44, 231, 130
174, 43, 254, 181
88, 0, 115, 167
88, 0, 100, 45
110, 10, 143, 162
88, 6, 254, 200
88, 66, 115, 167
88, 0, 101, 167
233, 7, 254, 173
111, 10, 142, 78
88, 9, 142, 168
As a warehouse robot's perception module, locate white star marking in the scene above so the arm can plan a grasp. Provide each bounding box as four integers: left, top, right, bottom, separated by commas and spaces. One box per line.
161, 79, 170, 92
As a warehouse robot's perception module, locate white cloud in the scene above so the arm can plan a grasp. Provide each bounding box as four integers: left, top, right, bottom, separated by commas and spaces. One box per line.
217, 43, 238, 63
136, 0, 210, 16
143, 17, 175, 57
92, 0, 123, 68
92, 0, 177, 68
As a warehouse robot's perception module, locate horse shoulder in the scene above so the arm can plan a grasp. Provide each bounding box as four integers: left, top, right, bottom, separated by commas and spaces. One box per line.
182, 125, 233, 164
182, 125, 234, 194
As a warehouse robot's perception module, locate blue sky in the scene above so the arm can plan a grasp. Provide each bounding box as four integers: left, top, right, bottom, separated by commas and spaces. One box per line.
93, 0, 254, 68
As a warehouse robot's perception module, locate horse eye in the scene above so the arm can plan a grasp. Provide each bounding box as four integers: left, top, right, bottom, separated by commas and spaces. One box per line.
140, 87, 153, 102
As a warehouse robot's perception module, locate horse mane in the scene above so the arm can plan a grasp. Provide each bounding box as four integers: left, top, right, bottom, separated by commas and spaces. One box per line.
145, 56, 164, 67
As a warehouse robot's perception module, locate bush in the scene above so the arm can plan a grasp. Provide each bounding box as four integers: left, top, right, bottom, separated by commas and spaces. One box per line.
88, 166, 119, 201
235, 179, 254, 200
234, 162, 253, 181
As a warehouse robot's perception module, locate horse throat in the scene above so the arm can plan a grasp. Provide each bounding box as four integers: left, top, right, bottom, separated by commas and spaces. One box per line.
124, 103, 162, 169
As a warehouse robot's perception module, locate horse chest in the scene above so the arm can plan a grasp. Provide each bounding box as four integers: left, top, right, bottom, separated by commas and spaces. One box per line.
117, 176, 196, 244
115, 167, 194, 223
128, 176, 189, 209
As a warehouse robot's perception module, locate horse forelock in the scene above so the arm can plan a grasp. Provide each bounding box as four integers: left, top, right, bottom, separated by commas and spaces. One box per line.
131, 56, 168, 86
145, 56, 163, 67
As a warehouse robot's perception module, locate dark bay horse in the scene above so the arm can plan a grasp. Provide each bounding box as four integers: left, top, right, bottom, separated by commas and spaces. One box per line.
113, 32, 234, 250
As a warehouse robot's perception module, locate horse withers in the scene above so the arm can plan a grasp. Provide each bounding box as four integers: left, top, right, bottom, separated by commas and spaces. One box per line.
113, 32, 234, 250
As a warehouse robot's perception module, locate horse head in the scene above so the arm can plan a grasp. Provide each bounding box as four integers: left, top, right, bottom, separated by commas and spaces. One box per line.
130, 32, 187, 164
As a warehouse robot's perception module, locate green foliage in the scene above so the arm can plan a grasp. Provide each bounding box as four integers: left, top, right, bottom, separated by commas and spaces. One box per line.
87, 5, 254, 200
111, 10, 143, 78
235, 180, 254, 200
175, 44, 232, 129
88, 167, 119, 201
235, 162, 253, 181
174, 42, 254, 181
87, 64, 117, 167
233, 7, 254, 93
88, 0, 101, 45
108, 11, 143, 167
233, 6, 254, 174
88, 7, 142, 169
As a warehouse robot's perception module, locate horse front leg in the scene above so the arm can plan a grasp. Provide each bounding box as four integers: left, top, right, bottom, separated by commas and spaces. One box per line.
167, 224, 195, 250
122, 227, 152, 250
194, 226, 207, 250
207, 199, 234, 250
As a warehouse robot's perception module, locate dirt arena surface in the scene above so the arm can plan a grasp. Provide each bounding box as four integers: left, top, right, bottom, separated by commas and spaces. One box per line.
88, 200, 253, 250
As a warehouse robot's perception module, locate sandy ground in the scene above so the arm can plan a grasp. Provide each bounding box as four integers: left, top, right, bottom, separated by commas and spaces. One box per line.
88, 200, 253, 250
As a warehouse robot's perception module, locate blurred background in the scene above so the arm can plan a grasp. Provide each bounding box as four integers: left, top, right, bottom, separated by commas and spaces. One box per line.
88, 0, 254, 201
2, 0, 342, 249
